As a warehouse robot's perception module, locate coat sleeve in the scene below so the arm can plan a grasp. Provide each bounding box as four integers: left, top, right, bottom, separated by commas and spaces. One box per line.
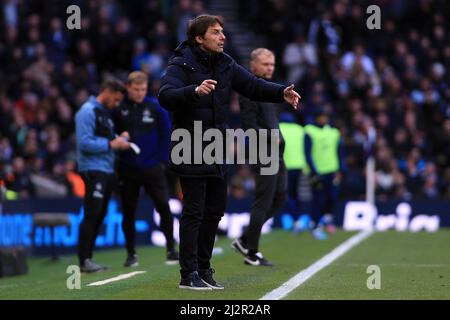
158, 64, 200, 111
75, 107, 110, 153
231, 63, 286, 103
156, 104, 171, 162
239, 95, 262, 131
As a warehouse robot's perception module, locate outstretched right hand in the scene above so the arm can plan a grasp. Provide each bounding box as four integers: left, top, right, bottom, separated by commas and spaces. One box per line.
283, 84, 301, 109
195, 79, 218, 96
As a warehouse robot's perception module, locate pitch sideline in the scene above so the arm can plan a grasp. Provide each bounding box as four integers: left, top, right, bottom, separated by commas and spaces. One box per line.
87, 271, 147, 287
259, 229, 374, 300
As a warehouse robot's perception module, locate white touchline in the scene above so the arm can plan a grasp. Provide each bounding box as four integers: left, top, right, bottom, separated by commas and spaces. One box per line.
87, 271, 147, 287
260, 229, 374, 300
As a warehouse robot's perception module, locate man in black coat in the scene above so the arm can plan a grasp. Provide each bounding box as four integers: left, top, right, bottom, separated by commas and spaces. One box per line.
158, 14, 300, 290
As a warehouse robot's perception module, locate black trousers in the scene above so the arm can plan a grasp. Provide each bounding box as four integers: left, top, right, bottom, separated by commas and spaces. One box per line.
311, 173, 338, 224
244, 161, 287, 253
78, 171, 114, 265
118, 164, 175, 255
178, 175, 227, 278
286, 169, 303, 219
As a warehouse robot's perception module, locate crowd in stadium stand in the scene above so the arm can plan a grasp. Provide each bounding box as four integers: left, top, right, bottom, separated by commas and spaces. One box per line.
0, 0, 449, 201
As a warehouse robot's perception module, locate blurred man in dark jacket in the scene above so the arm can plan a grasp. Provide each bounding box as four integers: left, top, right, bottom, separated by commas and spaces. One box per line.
232, 48, 287, 267
158, 14, 300, 290
114, 71, 178, 268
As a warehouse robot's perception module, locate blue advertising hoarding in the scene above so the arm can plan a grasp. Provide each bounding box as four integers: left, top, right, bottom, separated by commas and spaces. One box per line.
0, 197, 448, 256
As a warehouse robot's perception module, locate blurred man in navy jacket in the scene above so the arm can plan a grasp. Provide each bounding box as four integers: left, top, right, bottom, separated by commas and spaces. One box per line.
114, 71, 178, 268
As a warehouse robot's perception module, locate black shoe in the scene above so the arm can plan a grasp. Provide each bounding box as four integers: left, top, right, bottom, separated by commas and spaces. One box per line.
244, 252, 274, 267
199, 268, 224, 290
166, 250, 179, 266
80, 259, 109, 273
124, 254, 139, 267
231, 238, 248, 256
179, 271, 212, 291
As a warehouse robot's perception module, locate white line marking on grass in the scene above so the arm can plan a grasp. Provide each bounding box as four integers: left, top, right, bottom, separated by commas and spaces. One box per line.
345, 263, 449, 268
87, 271, 147, 287
260, 229, 374, 300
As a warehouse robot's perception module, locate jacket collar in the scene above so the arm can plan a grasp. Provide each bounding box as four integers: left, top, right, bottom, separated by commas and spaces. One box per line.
123, 96, 151, 106
171, 41, 232, 71
191, 44, 221, 68
89, 95, 108, 111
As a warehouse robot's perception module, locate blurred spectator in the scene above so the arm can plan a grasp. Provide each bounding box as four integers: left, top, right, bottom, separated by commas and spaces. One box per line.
45, 17, 69, 69
308, 7, 340, 56
3, 0, 19, 28
48, 160, 72, 196
175, 0, 196, 43
229, 166, 255, 200
131, 38, 166, 80
9, 156, 35, 198
421, 162, 439, 198
341, 43, 381, 96
65, 159, 85, 198
0, 138, 13, 163
283, 34, 318, 84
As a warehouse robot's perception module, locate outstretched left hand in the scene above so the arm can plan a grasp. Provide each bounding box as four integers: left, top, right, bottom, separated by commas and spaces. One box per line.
283, 84, 301, 109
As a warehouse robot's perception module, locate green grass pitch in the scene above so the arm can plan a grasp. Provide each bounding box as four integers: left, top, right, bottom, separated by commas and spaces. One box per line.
1, 229, 449, 300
